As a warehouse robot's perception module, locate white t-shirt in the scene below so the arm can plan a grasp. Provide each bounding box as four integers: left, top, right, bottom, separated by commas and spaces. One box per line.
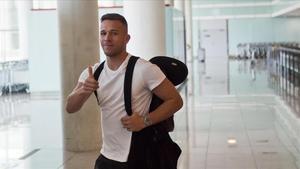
78, 54, 165, 162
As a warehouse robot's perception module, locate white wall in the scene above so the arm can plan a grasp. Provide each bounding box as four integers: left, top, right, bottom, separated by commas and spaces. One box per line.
193, 17, 300, 57
228, 17, 300, 56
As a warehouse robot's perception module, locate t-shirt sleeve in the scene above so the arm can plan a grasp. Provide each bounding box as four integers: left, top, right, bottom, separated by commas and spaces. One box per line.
140, 60, 166, 91
78, 63, 100, 83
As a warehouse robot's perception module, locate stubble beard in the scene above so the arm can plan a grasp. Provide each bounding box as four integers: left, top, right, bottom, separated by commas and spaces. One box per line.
103, 46, 125, 58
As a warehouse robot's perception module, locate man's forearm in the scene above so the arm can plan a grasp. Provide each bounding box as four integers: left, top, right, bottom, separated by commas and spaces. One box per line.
148, 97, 183, 126
66, 89, 91, 113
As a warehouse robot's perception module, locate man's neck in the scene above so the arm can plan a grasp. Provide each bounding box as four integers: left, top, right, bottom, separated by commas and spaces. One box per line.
106, 52, 128, 70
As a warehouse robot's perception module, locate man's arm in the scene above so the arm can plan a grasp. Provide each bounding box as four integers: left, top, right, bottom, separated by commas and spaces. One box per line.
121, 78, 183, 131
65, 66, 99, 113
147, 78, 183, 124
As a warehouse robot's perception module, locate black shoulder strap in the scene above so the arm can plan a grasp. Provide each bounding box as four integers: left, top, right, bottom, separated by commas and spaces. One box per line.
124, 56, 139, 116
93, 61, 105, 104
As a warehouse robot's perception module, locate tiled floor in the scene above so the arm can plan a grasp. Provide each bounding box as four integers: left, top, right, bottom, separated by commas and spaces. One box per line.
1, 59, 300, 169
174, 94, 300, 169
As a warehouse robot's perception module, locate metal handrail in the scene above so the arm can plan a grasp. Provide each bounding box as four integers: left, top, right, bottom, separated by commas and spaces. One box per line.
278, 46, 300, 55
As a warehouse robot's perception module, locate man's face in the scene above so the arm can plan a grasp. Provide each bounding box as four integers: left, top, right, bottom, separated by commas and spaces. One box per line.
100, 20, 130, 57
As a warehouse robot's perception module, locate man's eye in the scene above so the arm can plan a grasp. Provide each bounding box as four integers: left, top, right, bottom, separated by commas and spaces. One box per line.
100, 32, 106, 36
112, 32, 118, 36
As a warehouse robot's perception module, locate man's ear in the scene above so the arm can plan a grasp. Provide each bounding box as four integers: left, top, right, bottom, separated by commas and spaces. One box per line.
126, 34, 131, 43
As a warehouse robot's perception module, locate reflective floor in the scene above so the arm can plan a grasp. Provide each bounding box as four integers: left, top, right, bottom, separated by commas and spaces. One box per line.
1, 59, 300, 169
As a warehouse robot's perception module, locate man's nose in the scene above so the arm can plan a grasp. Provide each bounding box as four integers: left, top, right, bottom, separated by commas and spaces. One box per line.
104, 32, 112, 40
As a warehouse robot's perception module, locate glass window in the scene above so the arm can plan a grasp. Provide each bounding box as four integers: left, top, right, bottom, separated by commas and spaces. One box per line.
0, 0, 20, 62
32, 0, 122, 9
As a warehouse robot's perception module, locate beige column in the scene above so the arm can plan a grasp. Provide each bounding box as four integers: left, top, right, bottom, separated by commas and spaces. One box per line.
57, 0, 101, 151
123, 0, 166, 60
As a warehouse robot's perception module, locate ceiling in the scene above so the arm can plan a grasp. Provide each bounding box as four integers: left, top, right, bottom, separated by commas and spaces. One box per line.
191, 0, 300, 19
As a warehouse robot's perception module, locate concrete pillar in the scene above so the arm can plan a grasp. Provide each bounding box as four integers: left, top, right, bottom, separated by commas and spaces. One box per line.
57, 0, 101, 151
123, 0, 166, 60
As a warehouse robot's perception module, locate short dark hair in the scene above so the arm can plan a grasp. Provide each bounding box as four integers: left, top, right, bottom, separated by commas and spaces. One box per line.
101, 13, 128, 29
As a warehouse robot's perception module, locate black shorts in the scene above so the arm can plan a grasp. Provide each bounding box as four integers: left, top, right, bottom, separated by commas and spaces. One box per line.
94, 154, 128, 169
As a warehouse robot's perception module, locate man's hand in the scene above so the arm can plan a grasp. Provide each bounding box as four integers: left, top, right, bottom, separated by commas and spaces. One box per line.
82, 65, 99, 94
121, 113, 145, 132
65, 65, 99, 113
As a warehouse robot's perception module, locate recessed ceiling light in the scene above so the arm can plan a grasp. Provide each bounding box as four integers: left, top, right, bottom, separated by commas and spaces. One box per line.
227, 138, 237, 145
